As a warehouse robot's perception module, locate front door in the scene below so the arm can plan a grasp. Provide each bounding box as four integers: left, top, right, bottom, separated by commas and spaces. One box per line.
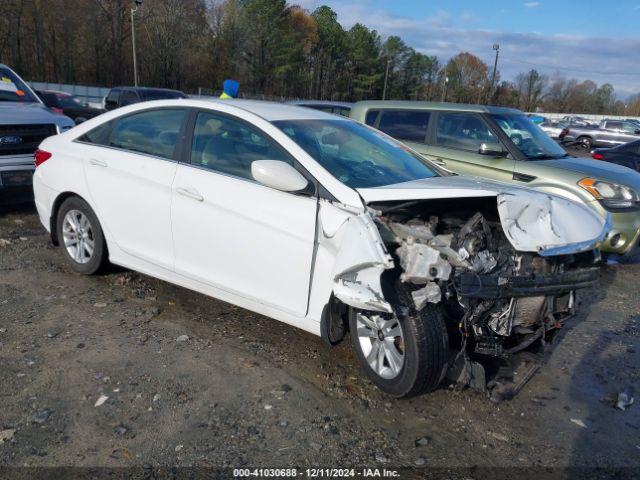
416, 111, 515, 183
171, 110, 317, 317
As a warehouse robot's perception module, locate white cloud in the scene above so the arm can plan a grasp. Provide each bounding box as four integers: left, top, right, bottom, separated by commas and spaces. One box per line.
524, 2, 540, 7
311, 0, 640, 97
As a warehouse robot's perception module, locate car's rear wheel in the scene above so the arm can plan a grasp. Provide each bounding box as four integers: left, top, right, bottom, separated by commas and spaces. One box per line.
349, 290, 449, 397
56, 196, 108, 275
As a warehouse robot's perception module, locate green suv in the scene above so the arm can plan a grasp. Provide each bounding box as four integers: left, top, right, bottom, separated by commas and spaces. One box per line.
350, 101, 640, 256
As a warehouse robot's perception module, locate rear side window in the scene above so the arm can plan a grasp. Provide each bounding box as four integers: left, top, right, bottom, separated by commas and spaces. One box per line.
436, 112, 498, 151
106, 89, 120, 103
190, 111, 293, 181
108, 109, 187, 159
365, 110, 380, 126
377, 110, 430, 143
78, 122, 112, 145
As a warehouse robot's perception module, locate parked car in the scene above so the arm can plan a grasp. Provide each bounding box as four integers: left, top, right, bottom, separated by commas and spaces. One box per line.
33, 99, 606, 399
287, 100, 352, 117
591, 140, 640, 172
561, 119, 640, 149
103, 86, 187, 111
539, 121, 569, 140
36, 90, 104, 124
350, 101, 640, 257
561, 115, 597, 128
0, 64, 74, 200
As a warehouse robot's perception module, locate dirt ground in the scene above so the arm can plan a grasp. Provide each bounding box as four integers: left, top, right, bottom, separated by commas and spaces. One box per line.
0, 198, 639, 477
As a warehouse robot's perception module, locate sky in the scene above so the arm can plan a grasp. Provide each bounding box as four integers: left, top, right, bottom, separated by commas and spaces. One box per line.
295, 0, 640, 99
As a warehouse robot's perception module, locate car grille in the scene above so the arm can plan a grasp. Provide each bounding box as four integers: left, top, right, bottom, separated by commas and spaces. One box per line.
0, 124, 57, 156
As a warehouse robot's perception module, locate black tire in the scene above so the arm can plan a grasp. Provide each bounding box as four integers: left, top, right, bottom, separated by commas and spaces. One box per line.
578, 136, 593, 150
56, 196, 109, 275
349, 286, 449, 397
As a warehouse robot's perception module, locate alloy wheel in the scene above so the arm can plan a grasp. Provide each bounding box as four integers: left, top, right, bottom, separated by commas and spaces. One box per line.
62, 209, 95, 264
355, 313, 405, 379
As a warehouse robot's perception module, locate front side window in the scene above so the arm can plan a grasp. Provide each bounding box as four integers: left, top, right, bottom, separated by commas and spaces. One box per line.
0, 67, 38, 102
190, 112, 293, 181
491, 113, 567, 160
436, 113, 500, 152
120, 90, 140, 106
108, 109, 186, 159
275, 119, 439, 188
377, 110, 430, 143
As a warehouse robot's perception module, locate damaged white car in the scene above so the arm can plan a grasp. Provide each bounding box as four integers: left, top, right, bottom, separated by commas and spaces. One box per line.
33, 100, 608, 398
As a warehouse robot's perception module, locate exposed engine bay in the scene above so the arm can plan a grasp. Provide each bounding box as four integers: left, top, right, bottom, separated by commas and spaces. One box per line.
366, 196, 601, 400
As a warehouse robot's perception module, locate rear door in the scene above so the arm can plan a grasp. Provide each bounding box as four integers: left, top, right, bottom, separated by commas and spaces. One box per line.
82, 107, 188, 269
419, 111, 515, 182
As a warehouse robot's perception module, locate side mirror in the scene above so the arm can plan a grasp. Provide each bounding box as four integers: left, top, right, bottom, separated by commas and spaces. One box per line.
251, 160, 308, 192
478, 143, 508, 157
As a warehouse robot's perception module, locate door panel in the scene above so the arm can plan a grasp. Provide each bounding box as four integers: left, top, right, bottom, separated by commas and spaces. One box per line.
85, 149, 177, 269
171, 110, 317, 316
413, 112, 515, 182
171, 165, 317, 316
83, 108, 187, 269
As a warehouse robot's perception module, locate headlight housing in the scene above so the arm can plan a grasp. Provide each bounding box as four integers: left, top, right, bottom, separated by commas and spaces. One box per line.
578, 177, 639, 209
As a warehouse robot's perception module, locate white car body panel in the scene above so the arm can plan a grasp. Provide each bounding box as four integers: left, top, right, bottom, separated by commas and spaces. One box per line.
32, 99, 610, 339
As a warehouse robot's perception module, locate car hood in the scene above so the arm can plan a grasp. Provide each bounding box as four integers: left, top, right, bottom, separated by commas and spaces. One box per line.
536, 156, 640, 190
357, 175, 609, 256
0, 101, 74, 127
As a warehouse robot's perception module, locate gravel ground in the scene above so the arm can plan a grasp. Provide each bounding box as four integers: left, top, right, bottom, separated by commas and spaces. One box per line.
0, 198, 639, 476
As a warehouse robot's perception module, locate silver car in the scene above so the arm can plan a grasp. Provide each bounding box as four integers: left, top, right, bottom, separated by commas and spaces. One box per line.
0, 64, 74, 195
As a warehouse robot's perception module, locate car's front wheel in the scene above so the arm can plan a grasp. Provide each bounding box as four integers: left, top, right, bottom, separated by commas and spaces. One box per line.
56, 196, 108, 275
349, 295, 449, 397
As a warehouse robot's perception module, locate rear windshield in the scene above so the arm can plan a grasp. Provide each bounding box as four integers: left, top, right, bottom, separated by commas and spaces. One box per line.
140, 89, 186, 101
275, 119, 440, 188
0, 67, 38, 103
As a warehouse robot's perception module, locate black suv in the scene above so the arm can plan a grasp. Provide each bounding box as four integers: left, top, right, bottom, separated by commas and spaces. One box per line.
104, 87, 187, 111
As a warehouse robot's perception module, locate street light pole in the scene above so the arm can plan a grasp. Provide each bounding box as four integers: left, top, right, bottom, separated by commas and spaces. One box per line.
131, 0, 143, 87
382, 58, 390, 100
489, 43, 500, 103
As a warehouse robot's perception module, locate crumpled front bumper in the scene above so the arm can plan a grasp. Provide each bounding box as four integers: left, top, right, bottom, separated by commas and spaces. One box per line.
454, 267, 601, 299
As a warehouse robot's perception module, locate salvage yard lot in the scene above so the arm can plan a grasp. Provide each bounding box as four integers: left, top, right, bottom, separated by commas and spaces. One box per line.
0, 204, 639, 472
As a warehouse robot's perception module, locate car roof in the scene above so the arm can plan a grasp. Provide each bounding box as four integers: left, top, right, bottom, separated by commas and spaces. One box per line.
97, 98, 347, 122
351, 100, 521, 115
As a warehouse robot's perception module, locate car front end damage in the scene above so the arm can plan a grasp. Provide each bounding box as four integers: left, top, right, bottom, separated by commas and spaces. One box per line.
326, 186, 607, 399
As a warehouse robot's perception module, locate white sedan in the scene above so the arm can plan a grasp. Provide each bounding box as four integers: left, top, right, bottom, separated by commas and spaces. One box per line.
33, 99, 608, 398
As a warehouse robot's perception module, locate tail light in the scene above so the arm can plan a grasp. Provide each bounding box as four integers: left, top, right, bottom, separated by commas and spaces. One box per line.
34, 149, 52, 167
560, 128, 569, 138
51, 107, 64, 115
591, 152, 604, 160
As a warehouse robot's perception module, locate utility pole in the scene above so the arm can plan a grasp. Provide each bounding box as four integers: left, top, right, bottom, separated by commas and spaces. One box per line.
131, 0, 143, 87
382, 58, 390, 100
489, 43, 500, 104
441, 65, 449, 102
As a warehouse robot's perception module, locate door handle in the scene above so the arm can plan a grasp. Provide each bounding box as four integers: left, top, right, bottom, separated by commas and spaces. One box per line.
432, 158, 447, 166
176, 187, 204, 202
89, 158, 107, 167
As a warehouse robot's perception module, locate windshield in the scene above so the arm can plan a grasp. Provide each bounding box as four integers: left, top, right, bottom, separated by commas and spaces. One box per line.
491, 113, 567, 160
274, 119, 440, 188
141, 90, 185, 101
0, 67, 38, 102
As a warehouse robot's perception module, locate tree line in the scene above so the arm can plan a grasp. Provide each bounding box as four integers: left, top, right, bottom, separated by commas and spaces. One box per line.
1, 0, 637, 115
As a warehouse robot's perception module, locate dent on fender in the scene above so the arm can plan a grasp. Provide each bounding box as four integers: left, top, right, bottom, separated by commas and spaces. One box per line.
317, 201, 394, 313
